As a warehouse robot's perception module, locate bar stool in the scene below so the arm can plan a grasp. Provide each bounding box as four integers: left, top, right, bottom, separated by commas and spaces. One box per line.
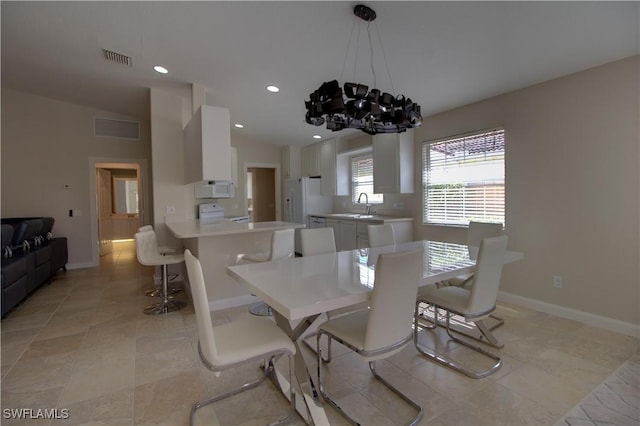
135, 230, 187, 315
137, 226, 182, 298
237, 228, 294, 316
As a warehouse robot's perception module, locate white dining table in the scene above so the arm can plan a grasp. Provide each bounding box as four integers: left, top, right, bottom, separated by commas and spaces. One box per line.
226, 239, 523, 424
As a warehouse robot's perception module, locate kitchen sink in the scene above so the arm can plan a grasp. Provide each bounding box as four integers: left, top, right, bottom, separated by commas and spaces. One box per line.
329, 213, 376, 219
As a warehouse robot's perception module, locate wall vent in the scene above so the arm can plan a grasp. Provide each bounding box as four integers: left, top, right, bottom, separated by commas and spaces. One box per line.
102, 48, 132, 67
94, 117, 140, 140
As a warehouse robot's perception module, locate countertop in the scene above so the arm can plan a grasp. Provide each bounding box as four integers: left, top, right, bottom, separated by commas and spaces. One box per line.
308, 213, 414, 223
166, 220, 305, 239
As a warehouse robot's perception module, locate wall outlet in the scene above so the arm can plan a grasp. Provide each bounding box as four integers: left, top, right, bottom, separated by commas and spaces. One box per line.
166, 206, 176, 215
553, 275, 563, 289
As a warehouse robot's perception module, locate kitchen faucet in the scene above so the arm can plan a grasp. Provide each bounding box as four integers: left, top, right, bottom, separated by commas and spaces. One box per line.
357, 192, 371, 214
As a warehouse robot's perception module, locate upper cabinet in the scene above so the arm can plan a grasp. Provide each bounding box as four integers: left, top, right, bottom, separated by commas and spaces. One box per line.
183, 105, 231, 184
301, 142, 321, 177
281, 145, 301, 180
320, 139, 336, 195
321, 138, 350, 196
373, 130, 414, 194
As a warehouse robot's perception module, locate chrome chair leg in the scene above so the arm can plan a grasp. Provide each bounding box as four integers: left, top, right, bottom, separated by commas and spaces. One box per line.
302, 331, 332, 363
316, 332, 423, 426
413, 304, 502, 379
190, 354, 295, 426
417, 302, 503, 349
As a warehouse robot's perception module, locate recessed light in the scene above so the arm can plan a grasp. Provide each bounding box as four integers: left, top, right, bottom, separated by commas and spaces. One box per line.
234, 123, 244, 129
153, 65, 168, 74
313, 135, 322, 139
266, 85, 280, 93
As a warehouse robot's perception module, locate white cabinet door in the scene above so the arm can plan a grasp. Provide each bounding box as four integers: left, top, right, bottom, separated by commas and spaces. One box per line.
341, 220, 357, 251
320, 139, 336, 195
373, 130, 414, 193
183, 105, 231, 183
230, 146, 238, 186
301, 143, 321, 177
327, 219, 342, 251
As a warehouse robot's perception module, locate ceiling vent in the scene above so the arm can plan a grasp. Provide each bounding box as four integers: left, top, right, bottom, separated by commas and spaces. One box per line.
94, 117, 140, 140
102, 48, 132, 67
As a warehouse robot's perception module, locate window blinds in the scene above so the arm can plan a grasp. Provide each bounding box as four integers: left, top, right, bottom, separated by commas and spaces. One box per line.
351, 154, 383, 204
423, 129, 505, 225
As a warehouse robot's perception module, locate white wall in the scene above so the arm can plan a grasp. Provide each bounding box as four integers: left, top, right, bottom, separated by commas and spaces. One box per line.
412, 56, 639, 326
1, 89, 151, 268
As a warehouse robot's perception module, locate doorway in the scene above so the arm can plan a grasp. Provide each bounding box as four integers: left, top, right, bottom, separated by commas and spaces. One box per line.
90, 159, 148, 264
244, 162, 281, 222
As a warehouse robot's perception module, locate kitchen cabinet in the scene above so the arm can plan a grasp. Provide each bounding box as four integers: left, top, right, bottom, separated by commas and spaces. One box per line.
230, 146, 238, 187
373, 130, 414, 194
356, 221, 370, 249
320, 139, 336, 195
281, 145, 301, 180
301, 142, 321, 177
326, 218, 356, 251
183, 105, 231, 184
340, 220, 357, 251
320, 138, 350, 196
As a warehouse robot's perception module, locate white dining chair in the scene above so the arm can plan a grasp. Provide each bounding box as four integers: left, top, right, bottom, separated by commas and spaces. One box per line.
441, 221, 503, 287
414, 235, 508, 379
184, 249, 296, 426
299, 227, 339, 360
367, 223, 396, 247
439, 221, 506, 330
134, 230, 186, 315
238, 228, 295, 316
316, 249, 424, 425
300, 227, 336, 256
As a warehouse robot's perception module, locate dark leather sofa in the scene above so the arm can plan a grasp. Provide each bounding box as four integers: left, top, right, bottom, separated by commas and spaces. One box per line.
1, 217, 68, 317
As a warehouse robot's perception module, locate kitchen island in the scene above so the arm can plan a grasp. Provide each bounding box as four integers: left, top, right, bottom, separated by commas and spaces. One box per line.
166, 220, 305, 310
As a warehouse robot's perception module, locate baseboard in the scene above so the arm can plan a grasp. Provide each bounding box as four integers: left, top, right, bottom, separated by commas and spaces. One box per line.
208, 294, 259, 312
66, 261, 98, 270
498, 291, 640, 338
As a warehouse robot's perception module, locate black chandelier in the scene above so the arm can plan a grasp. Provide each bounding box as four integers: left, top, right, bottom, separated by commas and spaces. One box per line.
305, 5, 422, 135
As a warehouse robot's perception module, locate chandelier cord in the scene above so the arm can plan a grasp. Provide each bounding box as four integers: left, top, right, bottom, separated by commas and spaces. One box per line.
367, 21, 376, 89
339, 15, 357, 87
374, 21, 395, 97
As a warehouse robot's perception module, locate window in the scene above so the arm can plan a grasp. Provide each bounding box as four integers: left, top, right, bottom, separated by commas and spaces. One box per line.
422, 129, 505, 226
351, 153, 383, 204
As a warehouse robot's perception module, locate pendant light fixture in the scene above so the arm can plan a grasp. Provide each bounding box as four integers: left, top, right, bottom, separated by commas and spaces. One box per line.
304, 4, 422, 135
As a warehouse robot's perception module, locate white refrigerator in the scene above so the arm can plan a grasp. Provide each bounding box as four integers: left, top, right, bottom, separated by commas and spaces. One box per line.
284, 177, 333, 254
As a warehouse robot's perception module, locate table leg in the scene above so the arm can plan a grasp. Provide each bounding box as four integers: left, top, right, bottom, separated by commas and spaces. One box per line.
269, 311, 330, 425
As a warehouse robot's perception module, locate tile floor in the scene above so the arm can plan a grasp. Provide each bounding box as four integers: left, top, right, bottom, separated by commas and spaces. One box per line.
1, 241, 638, 425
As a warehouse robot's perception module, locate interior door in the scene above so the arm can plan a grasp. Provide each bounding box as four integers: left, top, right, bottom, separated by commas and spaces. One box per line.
97, 168, 113, 256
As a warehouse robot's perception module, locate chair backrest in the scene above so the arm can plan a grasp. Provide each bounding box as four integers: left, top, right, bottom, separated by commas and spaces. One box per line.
270, 228, 295, 261
364, 248, 423, 352
367, 224, 395, 247
184, 249, 219, 364
467, 222, 503, 260
467, 235, 508, 314
300, 227, 336, 256
134, 230, 160, 266
467, 221, 503, 247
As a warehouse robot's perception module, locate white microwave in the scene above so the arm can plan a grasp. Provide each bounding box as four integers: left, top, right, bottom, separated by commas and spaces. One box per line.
194, 181, 235, 199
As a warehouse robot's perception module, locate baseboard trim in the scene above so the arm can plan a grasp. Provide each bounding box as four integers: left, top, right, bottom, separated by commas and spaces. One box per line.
209, 294, 259, 312
498, 291, 640, 338
66, 261, 97, 270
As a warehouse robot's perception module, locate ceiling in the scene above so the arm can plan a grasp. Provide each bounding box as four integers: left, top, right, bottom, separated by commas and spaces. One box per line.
2, 1, 638, 146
